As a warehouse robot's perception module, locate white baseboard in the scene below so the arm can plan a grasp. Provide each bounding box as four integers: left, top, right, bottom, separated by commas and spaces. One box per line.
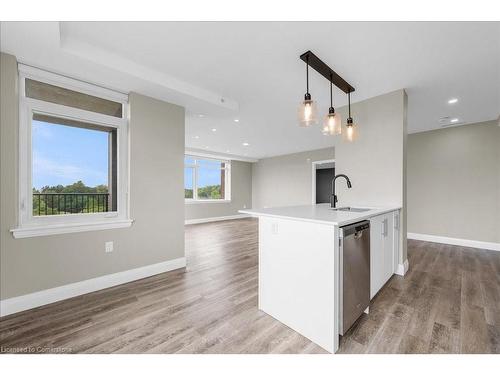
395, 259, 409, 276
0, 257, 186, 317
185, 214, 249, 225
408, 232, 500, 252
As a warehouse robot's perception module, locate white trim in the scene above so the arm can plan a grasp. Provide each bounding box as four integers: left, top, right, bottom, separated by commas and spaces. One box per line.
395, 259, 409, 276
408, 232, 500, 252
10, 219, 134, 239
311, 159, 335, 205
185, 214, 249, 225
0, 257, 186, 317
185, 147, 258, 163
185, 199, 232, 205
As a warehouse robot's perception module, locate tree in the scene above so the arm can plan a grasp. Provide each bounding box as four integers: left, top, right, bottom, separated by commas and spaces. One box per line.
33, 181, 109, 215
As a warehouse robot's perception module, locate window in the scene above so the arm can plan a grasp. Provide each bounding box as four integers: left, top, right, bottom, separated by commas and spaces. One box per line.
184, 156, 231, 202
12, 65, 131, 238
31, 114, 117, 216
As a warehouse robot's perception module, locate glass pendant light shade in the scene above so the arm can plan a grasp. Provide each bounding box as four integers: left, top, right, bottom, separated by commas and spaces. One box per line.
342, 91, 358, 142
322, 109, 342, 135
343, 118, 359, 142
298, 93, 318, 127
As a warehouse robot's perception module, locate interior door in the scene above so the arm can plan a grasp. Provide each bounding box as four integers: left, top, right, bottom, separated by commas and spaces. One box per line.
315, 167, 335, 204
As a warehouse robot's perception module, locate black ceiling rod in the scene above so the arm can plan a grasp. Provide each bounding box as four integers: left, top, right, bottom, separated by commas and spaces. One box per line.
299, 50, 355, 94
306, 54, 309, 94
330, 74, 333, 109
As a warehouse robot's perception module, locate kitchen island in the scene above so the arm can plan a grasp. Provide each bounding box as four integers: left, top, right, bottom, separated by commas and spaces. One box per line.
239, 203, 403, 353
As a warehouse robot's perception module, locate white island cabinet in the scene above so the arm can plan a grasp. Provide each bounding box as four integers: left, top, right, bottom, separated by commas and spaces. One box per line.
240, 204, 403, 353
369, 211, 400, 298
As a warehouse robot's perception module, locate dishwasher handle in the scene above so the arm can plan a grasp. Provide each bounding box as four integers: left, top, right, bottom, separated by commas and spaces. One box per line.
354, 230, 364, 240
340, 220, 370, 238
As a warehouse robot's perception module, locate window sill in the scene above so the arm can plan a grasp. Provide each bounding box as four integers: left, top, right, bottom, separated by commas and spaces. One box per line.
10, 219, 134, 239
185, 199, 232, 205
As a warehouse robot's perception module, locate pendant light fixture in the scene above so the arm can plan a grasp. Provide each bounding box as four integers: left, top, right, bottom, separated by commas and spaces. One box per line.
344, 90, 358, 142
298, 50, 357, 140
322, 75, 342, 136
297, 54, 318, 127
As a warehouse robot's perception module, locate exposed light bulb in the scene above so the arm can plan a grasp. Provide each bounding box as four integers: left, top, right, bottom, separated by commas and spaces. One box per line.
343, 118, 358, 142
298, 94, 318, 127
304, 103, 312, 120
346, 125, 354, 141
322, 109, 342, 136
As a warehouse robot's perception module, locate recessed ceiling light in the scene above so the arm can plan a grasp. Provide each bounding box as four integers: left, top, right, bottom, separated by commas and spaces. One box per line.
211, 128, 217, 132
226, 150, 230, 153
242, 142, 249, 146
205, 146, 209, 149
234, 119, 240, 123
198, 114, 205, 118
194, 135, 200, 139
450, 118, 459, 123
448, 98, 458, 104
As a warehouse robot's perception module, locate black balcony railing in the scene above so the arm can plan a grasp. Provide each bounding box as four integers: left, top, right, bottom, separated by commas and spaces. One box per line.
33, 193, 110, 216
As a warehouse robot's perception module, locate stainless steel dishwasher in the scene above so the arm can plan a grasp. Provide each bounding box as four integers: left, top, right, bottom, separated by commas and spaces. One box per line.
339, 220, 370, 335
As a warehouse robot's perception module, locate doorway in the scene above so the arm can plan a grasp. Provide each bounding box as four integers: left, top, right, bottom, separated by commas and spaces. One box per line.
311, 159, 335, 204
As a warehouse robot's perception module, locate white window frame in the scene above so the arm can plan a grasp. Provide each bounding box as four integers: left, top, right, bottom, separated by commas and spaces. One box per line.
11, 64, 132, 238
184, 155, 231, 204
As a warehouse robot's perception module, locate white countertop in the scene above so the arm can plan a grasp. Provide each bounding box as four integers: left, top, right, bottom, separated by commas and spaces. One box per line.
239, 203, 401, 226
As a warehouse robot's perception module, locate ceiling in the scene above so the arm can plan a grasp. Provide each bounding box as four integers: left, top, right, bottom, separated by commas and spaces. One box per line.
1, 22, 499, 159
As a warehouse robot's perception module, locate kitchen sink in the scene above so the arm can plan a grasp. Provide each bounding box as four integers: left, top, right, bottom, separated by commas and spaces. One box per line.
330, 207, 371, 212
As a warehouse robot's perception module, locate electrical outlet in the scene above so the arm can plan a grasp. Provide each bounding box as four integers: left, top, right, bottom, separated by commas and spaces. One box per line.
105, 241, 113, 253
272, 222, 279, 235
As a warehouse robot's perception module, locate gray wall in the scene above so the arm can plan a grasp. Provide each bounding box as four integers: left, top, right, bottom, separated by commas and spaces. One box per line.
252, 147, 334, 208
335, 89, 407, 263
408, 120, 500, 243
185, 160, 253, 220
0, 53, 185, 299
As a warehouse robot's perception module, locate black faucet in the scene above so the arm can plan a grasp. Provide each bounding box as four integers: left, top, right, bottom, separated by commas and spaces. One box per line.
331, 174, 352, 208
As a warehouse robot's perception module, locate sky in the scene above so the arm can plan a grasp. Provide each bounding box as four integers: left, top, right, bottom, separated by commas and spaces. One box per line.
184, 158, 223, 189
184, 167, 222, 189
32, 120, 109, 189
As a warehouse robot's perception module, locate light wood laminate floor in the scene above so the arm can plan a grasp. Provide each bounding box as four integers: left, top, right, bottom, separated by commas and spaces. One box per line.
1, 218, 499, 354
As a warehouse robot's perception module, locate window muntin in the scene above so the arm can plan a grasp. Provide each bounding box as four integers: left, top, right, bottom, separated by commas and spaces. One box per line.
31, 115, 117, 216
184, 156, 230, 201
